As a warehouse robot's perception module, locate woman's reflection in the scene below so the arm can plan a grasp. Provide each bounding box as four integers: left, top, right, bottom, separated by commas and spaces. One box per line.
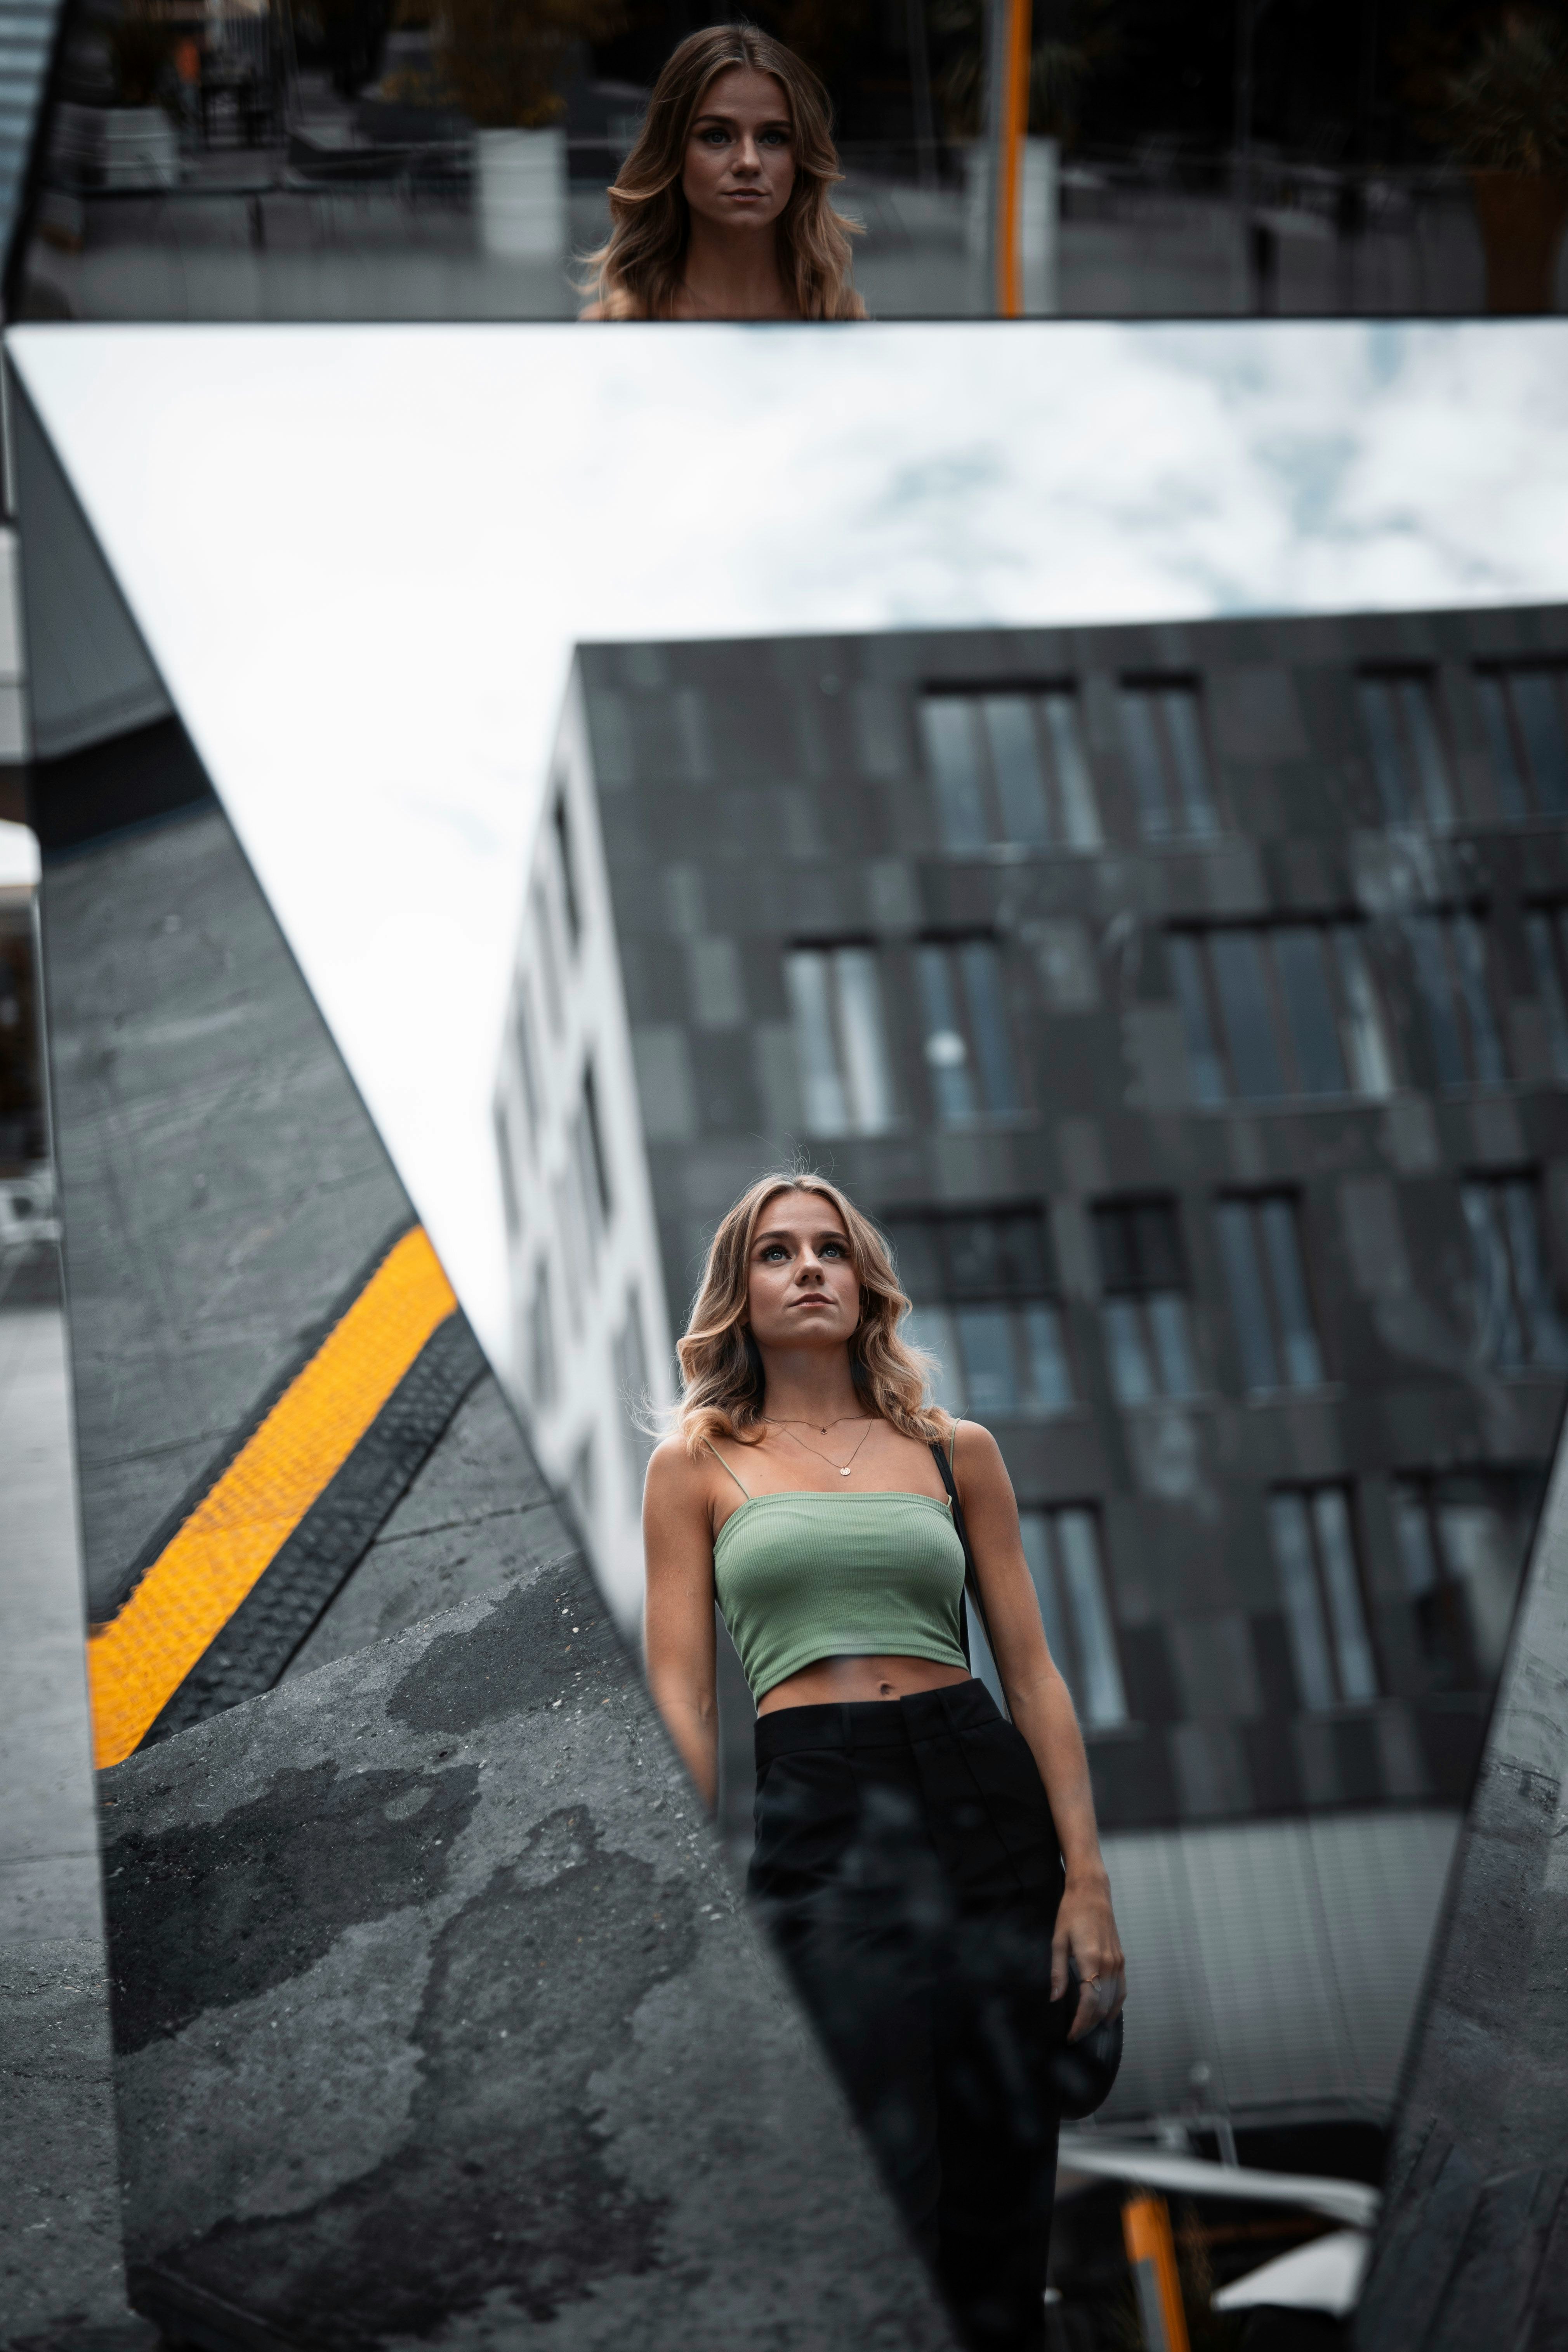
580, 25, 866, 320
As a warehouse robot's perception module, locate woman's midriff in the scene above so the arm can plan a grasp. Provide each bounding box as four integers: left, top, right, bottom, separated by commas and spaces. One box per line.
756, 1654, 974, 1716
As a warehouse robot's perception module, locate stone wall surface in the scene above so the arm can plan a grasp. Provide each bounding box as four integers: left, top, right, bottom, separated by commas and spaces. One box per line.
104, 1554, 953, 2352
1356, 1444, 1568, 2350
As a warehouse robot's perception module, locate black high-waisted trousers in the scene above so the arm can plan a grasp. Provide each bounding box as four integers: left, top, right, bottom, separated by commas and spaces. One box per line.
748, 1679, 1066, 2352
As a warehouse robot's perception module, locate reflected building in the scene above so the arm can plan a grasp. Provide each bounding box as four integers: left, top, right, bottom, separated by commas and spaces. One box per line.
495, 598, 1568, 2133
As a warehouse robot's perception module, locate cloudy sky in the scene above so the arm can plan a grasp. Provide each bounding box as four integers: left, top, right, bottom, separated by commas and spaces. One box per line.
14, 317, 1568, 1368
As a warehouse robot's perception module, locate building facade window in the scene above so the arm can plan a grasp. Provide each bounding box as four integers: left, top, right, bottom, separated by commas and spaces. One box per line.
1392, 1470, 1542, 1687
493, 1101, 522, 1242
1093, 1197, 1200, 1404
1168, 922, 1393, 1105
552, 790, 582, 949
919, 687, 1101, 852
915, 938, 1020, 1123
1214, 1193, 1324, 1393
1524, 905, 1568, 1079
785, 944, 898, 1136
1358, 671, 1454, 825
1118, 678, 1218, 842
531, 874, 564, 1036
527, 1257, 557, 1407
1403, 911, 1505, 1089
511, 978, 542, 1154
1474, 663, 1568, 820
1020, 1506, 1127, 1728
886, 1207, 1074, 1419
1460, 1174, 1568, 1371
1267, 1487, 1378, 1709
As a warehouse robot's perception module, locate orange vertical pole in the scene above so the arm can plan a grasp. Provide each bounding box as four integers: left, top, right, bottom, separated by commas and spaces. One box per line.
1122, 2194, 1190, 2352
994, 0, 1032, 316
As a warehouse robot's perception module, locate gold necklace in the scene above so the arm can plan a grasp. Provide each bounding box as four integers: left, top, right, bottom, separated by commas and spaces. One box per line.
765, 1418, 877, 1478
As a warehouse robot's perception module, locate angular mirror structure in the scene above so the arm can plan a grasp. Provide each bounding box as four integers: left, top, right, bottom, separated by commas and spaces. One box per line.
12, 373, 951, 2349
11, 0, 1568, 324
12, 307, 1568, 2348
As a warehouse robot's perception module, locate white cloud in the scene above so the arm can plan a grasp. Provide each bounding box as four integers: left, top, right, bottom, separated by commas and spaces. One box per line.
12, 318, 1568, 1367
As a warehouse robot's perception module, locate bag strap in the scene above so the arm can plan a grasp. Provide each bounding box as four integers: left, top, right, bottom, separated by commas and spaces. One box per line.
929, 1436, 1011, 1722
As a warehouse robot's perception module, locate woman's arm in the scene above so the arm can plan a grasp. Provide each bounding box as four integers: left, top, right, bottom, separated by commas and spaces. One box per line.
954, 1421, 1127, 2040
642, 1436, 722, 1810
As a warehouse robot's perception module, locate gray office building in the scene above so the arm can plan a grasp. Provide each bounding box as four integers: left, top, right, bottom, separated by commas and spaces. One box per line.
495, 598, 1568, 2134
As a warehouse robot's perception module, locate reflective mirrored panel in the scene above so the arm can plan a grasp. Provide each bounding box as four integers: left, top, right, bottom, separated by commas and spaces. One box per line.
12, 1, 1568, 320
13, 315, 1568, 2346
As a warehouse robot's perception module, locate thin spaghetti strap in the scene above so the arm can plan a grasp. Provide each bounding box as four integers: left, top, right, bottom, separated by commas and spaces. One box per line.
703, 1438, 751, 1501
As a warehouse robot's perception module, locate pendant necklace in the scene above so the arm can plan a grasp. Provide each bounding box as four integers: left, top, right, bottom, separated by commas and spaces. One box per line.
766, 1418, 877, 1478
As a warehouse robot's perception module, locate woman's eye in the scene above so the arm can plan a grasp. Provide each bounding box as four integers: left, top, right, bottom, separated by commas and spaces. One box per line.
761, 128, 790, 146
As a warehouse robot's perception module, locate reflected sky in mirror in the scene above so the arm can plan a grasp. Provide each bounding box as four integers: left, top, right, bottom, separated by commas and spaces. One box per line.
12, 316, 1568, 1369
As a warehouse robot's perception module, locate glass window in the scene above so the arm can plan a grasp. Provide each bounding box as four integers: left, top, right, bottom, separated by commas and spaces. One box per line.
1525, 909, 1568, 1081
1021, 1507, 1127, 1729
1167, 933, 1226, 1105
532, 874, 563, 1035
920, 700, 989, 851
553, 792, 581, 947
1475, 674, 1528, 819
1118, 679, 1217, 842
916, 940, 1018, 1123
919, 688, 1100, 852
1093, 1197, 1200, 1405
511, 977, 542, 1151
494, 1100, 522, 1242
982, 696, 1050, 844
1393, 1470, 1543, 1690
1268, 1487, 1378, 1709
1358, 672, 1453, 825
1215, 1195, 1324, 1394
580, 1063, 611, 1218
1171, 923, 1390, 1106
1461, 1175, 1568, 1372
1332, 926, 1396, 1099
786, 945, 897, 1137
527, 1258, 557, 1409
1042, 694, 1102, 850
1273, 928, 1348, 1096
1405, 912, 1505, 1089
1210, 930, 1287, 1098
884, 1206, 1073, 1421
1474, 665, 1568, 818
1513, 672, 1568, 816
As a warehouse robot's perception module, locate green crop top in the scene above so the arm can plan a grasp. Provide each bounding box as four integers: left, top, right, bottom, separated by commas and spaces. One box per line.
708, 1444, 970, 1701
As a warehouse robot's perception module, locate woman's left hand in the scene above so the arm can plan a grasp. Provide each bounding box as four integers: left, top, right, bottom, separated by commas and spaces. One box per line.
1052, 1869, 1126, 2042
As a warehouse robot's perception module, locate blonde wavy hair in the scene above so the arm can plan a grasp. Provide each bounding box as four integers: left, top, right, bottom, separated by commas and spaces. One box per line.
578, 24, 867, 321
674, 1171, 947, 1458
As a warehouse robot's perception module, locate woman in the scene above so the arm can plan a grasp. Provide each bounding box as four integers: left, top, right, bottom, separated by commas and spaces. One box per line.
579, 24, 866, 321
644, 1172, 1127, 2352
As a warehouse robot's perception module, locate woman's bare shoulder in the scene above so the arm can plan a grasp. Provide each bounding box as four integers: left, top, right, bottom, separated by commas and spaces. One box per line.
644, 1430, 710, 1505
578, 301, 606, 321
951, 1418, 1009, 1483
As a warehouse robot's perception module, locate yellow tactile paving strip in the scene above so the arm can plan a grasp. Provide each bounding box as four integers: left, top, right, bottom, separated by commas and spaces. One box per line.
87, 1226, 457, 1768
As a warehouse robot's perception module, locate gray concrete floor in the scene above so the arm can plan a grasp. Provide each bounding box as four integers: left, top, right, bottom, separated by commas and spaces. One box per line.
0, 1291, 155, 2350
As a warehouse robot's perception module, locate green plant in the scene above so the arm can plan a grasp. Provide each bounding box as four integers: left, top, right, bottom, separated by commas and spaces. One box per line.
1422, 6, 1568, 171
434, 0, 623, 131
